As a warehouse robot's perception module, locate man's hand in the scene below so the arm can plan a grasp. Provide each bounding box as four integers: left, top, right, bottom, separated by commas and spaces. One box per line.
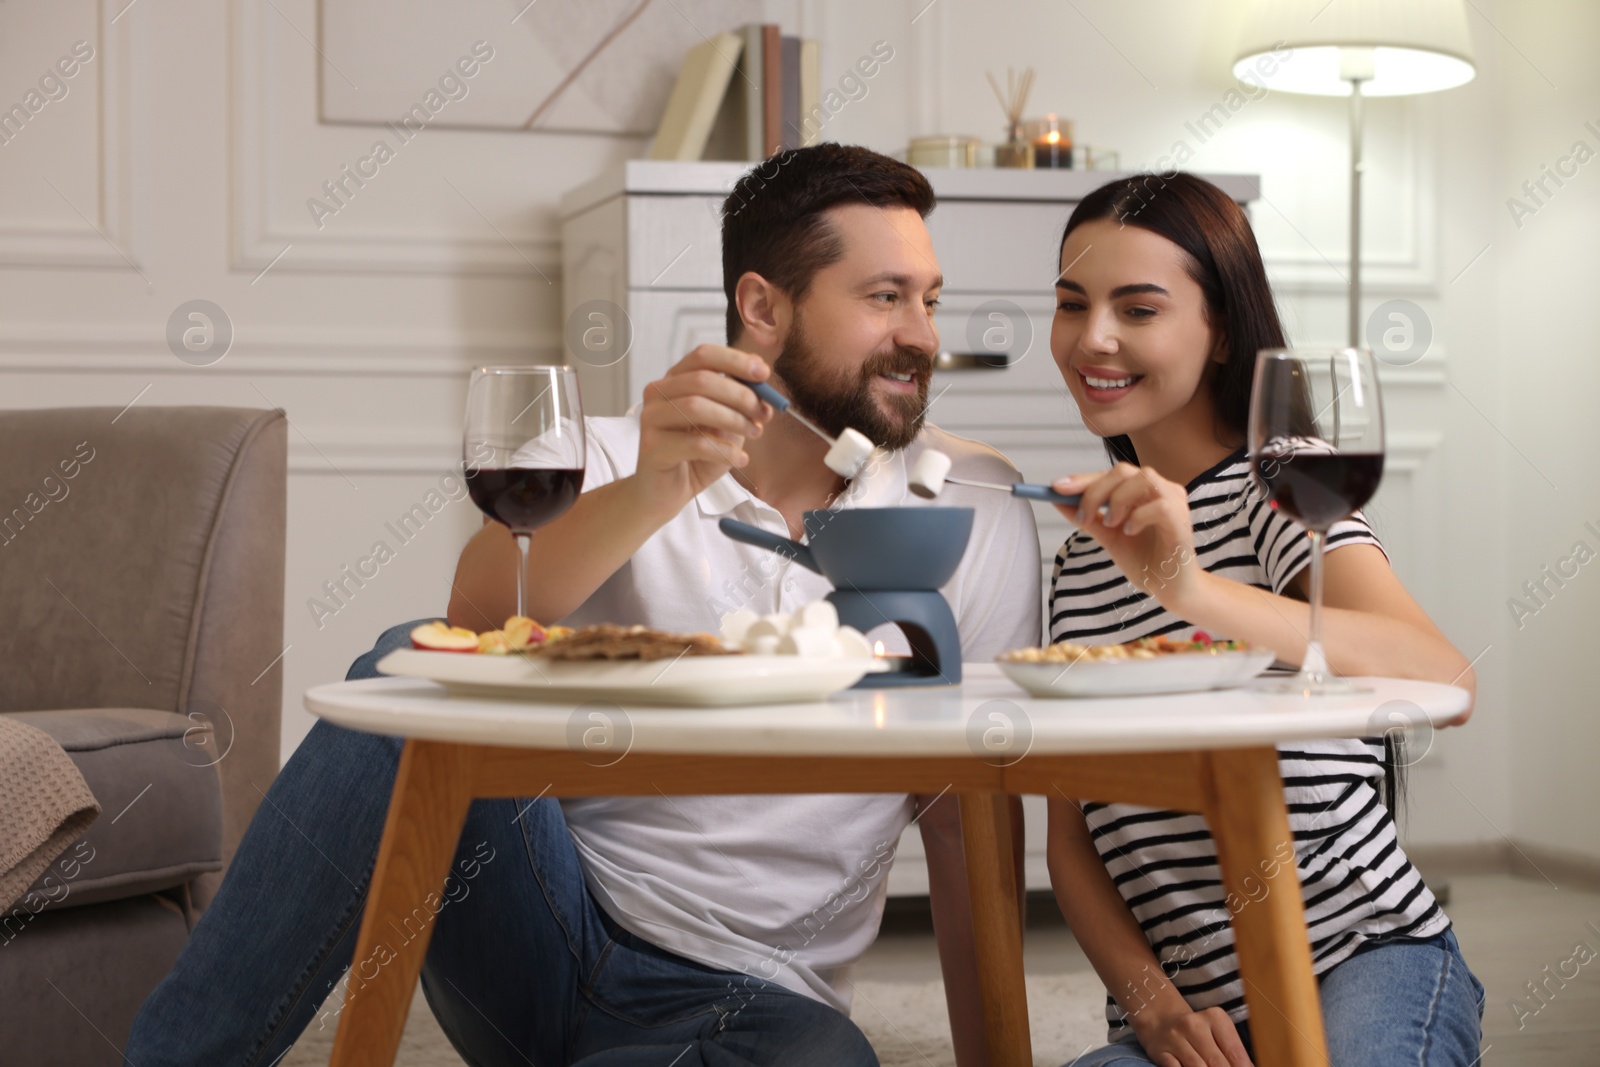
635, 345, 774, 516
1129, 1002, 1254, 1067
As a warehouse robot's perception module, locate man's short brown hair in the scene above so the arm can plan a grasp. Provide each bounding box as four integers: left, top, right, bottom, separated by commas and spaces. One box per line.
720, 143, 935, 344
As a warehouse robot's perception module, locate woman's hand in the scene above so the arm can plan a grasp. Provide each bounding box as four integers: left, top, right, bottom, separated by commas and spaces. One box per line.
1052, 463, 1200, 609
1129, 1002, 1254, 1067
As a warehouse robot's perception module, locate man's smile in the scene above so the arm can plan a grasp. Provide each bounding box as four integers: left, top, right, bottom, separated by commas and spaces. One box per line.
876, 370, 919, 393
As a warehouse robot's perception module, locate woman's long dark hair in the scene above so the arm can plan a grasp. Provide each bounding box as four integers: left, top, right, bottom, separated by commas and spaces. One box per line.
1059, 173, 1403, 817
1057, 172, 1313, 467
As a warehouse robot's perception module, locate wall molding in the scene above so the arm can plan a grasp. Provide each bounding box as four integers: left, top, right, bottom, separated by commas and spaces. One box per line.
0, 0, 141, 271
1385, 429, 1445, 474
1378, 349, 1450, 389
0, 325, 560, 375
1255, 99, 1438, 294
286, 428, 464, 474
228, 0, 561, 277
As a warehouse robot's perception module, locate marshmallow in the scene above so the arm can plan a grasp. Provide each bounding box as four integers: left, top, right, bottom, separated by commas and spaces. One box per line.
722, 605, 877, 659
778, 627, 840, 657
744, 614, 790, 643
824, 427, 875, 478
908, 448, 953, 499
793, 599, 839, 632
834, 625, 874, 659
719, 608, 759, 649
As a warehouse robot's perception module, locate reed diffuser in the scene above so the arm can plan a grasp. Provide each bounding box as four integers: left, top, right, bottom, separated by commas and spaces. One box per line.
987, 67, 1035, 168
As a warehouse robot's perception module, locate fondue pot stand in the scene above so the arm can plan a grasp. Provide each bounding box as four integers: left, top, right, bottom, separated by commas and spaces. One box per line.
717, 507, 973, 688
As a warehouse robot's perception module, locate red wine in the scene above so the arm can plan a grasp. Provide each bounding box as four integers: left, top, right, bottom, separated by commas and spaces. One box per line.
466, 468, 583, 532
1256, 452, 1383, 531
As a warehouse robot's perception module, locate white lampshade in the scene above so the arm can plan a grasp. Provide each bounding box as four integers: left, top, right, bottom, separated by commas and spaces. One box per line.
1233, 0, 1476, 96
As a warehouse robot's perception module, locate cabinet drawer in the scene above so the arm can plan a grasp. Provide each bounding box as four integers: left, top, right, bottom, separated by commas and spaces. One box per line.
925, 291, 1076, 429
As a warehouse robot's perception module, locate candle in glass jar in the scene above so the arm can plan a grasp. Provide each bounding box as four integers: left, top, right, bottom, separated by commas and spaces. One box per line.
1024, 114, 1073, 169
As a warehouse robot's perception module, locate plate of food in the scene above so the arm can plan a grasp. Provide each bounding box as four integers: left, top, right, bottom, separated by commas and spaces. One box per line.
996, 632, 1276, 698
377, 610, 888, 706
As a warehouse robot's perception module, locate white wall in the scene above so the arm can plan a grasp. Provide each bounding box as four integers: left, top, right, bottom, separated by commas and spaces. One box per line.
1488, 0, 1600, 865
2, 0, 1591, 862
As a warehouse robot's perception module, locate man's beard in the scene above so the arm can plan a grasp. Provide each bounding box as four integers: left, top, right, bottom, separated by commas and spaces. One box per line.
771, 313, 932, 454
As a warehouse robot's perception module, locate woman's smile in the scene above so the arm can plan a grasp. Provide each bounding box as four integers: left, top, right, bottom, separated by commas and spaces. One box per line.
1076, 364, 1146, 403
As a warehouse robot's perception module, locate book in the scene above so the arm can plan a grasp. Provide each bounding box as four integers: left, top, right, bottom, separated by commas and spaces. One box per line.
761, 25, 782, 157
672, 24, 818, 161
798, 38, 821, 147
647, 31, 742, 160
780, 35, 801, 151
702, 23, 766, 161
732, 23, 765, 161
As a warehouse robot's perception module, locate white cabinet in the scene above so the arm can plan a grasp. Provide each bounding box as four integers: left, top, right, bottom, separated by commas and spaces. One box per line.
559, 160, 1259, 894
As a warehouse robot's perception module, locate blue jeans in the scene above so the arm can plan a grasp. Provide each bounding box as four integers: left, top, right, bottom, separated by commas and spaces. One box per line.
1064, 928, 1486, 1066
124, 620, 876, 1067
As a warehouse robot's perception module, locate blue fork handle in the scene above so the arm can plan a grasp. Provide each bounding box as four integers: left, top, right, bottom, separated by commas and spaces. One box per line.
1012, 483, 1081, 506
739, 377, 790, 413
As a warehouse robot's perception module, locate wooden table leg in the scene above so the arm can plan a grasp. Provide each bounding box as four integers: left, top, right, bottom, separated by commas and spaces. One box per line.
1202, 747, 1329, 1067
958, 791, 1032, 1067
330, 740, 475, 1067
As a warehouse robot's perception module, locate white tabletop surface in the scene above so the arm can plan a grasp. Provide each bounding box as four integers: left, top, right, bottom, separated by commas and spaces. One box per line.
305, 664, 1469, 758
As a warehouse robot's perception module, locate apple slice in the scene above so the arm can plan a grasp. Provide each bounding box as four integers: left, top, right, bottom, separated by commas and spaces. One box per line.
478, 630, 515, 655
502, 615, 547, 648
410, 621, 480, 653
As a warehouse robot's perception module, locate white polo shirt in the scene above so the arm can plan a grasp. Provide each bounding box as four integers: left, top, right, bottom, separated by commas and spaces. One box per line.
548, 412, 1042, 1012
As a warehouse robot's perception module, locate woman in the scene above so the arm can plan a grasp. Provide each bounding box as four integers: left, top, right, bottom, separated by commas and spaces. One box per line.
1042, 174, 1486, 1067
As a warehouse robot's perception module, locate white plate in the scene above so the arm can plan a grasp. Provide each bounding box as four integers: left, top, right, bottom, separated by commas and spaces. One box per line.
996, 649, 1277, 698
375, 648, 889, 706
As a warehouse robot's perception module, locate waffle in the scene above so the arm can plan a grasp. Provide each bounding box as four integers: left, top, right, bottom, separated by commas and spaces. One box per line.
527, 623, 738, 661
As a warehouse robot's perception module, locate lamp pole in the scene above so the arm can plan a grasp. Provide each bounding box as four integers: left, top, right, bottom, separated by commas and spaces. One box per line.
1348, 79, 1364, 346
1342, 48, 1375, 348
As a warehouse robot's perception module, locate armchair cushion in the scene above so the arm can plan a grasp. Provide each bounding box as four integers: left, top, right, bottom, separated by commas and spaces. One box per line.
3, 708, 221, 913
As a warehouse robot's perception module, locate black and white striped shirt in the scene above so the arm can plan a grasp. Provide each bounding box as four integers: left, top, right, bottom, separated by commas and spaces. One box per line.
1048, 445, 1449, 1034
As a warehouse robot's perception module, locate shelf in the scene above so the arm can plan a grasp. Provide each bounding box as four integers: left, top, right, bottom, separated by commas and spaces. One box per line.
561, 158, 1260, 218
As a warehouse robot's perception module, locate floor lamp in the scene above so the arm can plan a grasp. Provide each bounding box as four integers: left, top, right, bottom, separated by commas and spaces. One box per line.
1234, 0, 1477, 346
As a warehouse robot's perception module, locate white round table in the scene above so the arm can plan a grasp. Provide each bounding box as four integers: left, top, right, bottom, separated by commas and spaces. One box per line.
306, 663, 1466, 755
305, 664, 1470, 1067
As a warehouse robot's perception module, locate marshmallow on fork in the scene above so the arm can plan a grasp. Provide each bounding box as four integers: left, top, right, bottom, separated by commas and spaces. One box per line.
740, 378, 876, 478
907, 448, 1090, 508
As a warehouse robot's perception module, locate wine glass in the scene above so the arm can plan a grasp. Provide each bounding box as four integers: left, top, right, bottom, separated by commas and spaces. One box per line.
1248, 347, 1385, 695
462, 365, 586, 621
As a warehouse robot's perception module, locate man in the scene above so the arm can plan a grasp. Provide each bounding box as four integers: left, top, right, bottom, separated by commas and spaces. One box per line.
126, 143, 1041, 1066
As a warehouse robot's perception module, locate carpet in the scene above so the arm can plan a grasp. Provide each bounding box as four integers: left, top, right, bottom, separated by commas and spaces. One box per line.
281, 973, 1113, 1066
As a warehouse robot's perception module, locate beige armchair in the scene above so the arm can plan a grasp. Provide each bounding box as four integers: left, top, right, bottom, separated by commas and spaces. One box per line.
0, 406, 286, 1066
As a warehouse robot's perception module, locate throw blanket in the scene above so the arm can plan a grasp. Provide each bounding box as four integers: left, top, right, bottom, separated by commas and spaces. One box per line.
0, 715, 99, 912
